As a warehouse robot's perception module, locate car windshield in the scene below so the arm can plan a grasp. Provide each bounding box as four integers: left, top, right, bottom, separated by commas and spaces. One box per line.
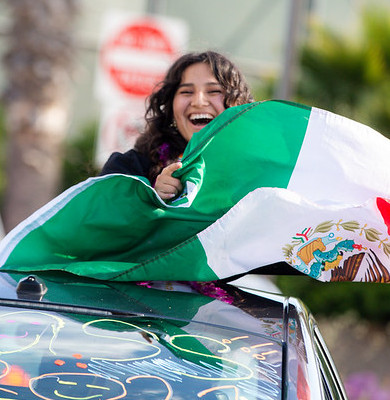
0, 272, 285, 399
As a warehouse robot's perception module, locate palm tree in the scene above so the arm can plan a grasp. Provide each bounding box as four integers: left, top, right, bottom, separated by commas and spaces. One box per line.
1, 0, 78, 232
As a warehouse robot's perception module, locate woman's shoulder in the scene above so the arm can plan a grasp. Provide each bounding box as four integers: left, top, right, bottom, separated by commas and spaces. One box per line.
100, 149, 151, 177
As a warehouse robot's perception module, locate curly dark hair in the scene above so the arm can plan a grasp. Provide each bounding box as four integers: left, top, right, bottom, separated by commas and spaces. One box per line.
135, 50, 254, 181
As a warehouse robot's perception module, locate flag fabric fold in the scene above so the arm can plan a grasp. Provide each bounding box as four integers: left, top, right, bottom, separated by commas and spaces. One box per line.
1, 100, 390, 282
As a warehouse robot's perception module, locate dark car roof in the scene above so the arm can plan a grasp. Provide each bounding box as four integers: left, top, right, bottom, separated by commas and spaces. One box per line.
0, 271, 326, 399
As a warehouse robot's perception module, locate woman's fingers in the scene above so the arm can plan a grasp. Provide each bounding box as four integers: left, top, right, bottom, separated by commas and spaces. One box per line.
163, 162, 182, 175
154, 162, 183, 199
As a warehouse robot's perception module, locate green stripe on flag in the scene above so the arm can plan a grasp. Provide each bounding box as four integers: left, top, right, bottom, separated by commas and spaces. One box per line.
2, 235, 216, 282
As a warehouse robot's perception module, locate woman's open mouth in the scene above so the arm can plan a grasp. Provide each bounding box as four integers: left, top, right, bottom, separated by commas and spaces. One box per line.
189, 113, 214, 126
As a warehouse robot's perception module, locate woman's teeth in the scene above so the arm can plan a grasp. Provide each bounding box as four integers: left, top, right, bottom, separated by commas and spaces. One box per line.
190, 114, 214, 125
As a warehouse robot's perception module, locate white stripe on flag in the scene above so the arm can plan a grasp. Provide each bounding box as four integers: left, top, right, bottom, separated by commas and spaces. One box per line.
287, 107, 390, 205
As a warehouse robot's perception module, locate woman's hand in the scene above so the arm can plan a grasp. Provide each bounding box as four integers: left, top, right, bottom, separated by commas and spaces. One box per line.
154, 162, 183, 200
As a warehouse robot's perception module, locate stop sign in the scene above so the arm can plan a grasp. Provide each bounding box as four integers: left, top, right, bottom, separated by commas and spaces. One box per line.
96, 13, 188, 101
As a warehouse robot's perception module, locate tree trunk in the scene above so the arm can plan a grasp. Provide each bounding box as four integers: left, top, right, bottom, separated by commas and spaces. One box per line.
1, 0, 78, 232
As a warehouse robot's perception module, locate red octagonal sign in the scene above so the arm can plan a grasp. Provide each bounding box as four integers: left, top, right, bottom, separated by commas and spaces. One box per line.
100, 18, 178, 98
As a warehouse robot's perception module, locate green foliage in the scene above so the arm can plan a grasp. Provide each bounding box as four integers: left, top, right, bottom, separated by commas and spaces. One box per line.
277, 276, 390, 323
253, 77, 276, 102
275, 7, 390, 324
296, 7, 390, 137
61, 121, 99, 190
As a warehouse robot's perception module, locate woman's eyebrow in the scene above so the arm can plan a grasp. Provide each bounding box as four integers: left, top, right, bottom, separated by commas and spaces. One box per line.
177, 83, 194, 88
178, 81, 221, 88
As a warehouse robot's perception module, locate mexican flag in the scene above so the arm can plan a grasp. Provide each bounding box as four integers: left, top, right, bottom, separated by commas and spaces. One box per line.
1, 100, 390, 283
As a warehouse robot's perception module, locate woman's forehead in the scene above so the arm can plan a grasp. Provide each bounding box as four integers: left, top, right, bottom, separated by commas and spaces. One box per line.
179, 62, 219, 84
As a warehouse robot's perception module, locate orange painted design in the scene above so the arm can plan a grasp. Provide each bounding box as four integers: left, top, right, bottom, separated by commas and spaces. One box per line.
0, 365, 30, 387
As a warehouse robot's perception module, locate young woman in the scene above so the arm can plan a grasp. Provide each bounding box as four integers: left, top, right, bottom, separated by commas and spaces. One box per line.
100, 51, 254, 199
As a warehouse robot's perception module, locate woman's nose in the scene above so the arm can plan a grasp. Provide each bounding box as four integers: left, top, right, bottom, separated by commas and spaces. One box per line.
191, 91, 209, 106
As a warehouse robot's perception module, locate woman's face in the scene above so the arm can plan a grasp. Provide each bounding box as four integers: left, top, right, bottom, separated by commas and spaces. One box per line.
172, 62, 226, 142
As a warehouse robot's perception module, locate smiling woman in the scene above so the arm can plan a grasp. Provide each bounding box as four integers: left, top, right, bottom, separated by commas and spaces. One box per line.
100, 51, 254, 199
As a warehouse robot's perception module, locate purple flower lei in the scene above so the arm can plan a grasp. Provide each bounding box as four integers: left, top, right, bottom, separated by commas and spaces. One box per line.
158, 143, 170, 166
188, 281, 234, 304
136, 280, 234, 304
137, 281, 153, 288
